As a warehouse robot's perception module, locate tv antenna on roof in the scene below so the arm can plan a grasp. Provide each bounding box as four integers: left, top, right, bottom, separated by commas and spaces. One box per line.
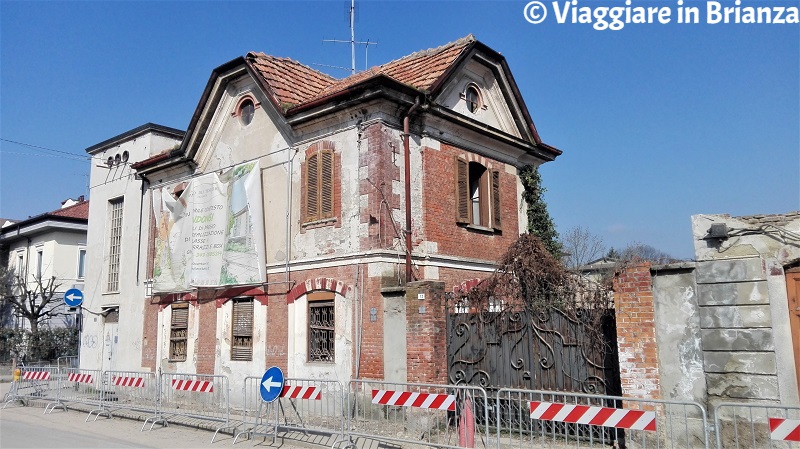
320, 0, 377, 74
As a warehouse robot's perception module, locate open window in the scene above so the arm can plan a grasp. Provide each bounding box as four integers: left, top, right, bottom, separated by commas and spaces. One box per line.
455, 157, 501, 230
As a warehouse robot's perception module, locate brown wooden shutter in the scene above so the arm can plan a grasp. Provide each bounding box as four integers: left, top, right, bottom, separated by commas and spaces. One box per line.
171, 303, 189, 328
492, 170, 501, 230
455, 157, 469, 224
231, 299, 253, 361
320, 150, 334, 219
306, 153, 319, 221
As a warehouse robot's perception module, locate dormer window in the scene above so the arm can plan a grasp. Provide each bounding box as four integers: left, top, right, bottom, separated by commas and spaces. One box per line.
465, 85, 481, 114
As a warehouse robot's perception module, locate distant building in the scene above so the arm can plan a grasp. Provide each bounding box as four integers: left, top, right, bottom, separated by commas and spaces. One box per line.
0, 198, 89, 329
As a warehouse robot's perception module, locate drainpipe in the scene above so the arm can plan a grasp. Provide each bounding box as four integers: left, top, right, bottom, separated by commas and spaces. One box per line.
403, 97, 421, 284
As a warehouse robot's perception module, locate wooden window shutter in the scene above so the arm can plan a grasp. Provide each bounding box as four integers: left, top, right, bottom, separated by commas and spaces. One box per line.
491, 170, 501, 230
455, 157, 469, 224
306, 153, 319, 221
320, 150, 334, 219
231, 299, 253, 361
171, 303, 189, 328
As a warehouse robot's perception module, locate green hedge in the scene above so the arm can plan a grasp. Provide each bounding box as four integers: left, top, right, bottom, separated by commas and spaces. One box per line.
0, 328, 79, 363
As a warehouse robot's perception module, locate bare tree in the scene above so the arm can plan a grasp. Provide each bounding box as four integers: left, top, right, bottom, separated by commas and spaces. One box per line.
560, 226, 607, 269
0, 269, 64, 333
620, 242, 676, 265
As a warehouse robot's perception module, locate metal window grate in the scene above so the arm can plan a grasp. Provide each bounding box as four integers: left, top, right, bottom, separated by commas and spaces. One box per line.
106, 198, 124, 292
308, 300, 334, 362
231, 298, 253, 361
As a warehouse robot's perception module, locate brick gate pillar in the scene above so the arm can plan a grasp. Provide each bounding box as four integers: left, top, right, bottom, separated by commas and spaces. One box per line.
613, 263, 662, 399
405, 281, 448, 385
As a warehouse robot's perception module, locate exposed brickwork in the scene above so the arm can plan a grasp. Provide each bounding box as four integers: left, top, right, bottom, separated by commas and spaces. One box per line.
359, 123, 403, 252
195, 299, 218, 374
613, 263, 662, 400
141, 298, 159, 371
405, 281, 448, 384
421, 143, 519, 262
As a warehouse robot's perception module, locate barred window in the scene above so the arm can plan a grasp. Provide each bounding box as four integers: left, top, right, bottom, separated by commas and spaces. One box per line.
308, 292, 334, 362
170, 302, 189, 362
231, 298, 253, 361
107, 198, 124, 291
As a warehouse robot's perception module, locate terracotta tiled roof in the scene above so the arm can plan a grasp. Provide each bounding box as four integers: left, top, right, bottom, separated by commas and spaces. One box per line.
247, 53, 337, 109
320, 34, 475, 96
50, 201, 89, 220
247, 35, 476, 111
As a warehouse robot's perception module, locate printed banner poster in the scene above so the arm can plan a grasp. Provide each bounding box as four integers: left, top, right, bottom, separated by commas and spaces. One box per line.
152, 161, 265, 292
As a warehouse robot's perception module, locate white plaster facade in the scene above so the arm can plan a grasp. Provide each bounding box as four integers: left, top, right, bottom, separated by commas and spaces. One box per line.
0, 200, 89, 330
80, 124, 184, 372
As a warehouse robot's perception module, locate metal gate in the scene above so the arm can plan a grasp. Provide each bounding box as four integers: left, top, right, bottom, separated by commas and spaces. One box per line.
447, 300, 622, 444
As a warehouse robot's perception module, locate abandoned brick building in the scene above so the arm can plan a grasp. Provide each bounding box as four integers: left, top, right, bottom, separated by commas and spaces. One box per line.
79, 35, 562, 395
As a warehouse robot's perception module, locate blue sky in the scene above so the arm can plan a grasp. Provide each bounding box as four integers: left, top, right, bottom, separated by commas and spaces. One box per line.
1, 0, 797, 260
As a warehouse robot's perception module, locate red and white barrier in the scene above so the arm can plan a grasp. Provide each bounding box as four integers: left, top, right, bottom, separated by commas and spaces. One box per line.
67, 373, 93, 383
769, 418, 800, 442
372, 389, 456, 411
529, 401, 657, 432
281, 385, 321, 400
22, 371, 51, 381
171, 379, 213, 393
113, 376, 145, 388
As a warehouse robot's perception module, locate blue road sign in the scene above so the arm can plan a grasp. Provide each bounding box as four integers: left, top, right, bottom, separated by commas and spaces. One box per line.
64, 288, 84, 307
259, 366, 284, 403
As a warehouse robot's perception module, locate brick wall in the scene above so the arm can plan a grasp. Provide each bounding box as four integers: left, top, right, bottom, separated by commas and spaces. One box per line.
613, 262, 662, 399
405, 281, 448, 384
421, 143, 519, 262
195, 299, 217, 374
141, 298, 159, 371
359, 123, 403, 252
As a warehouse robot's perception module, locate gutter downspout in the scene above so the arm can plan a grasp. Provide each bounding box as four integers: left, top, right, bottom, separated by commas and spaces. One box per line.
403, 97, 421, 284
136, 175, 149, 285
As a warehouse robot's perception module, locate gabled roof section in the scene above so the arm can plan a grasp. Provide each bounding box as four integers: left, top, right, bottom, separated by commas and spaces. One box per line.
50, 201, 89, 220
0, 200, 88, 242
318, 35, 475, 96
246, 53, 337, 109
246, 35, 476, 113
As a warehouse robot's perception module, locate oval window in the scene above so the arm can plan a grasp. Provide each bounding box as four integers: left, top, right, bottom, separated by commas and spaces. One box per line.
465, 86, 481, 114
239, 99, 255, 126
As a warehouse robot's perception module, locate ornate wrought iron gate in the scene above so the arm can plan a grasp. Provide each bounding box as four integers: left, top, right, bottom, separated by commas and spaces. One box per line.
447, 302, 623, 443
447, 306, 621, 395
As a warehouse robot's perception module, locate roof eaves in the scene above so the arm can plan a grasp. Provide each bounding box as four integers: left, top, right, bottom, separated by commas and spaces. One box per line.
85, 123, 185, 155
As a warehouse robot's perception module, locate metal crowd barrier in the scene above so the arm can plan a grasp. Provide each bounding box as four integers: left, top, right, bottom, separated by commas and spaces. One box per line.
348, 379, 490, 449
143, 371, 237, 442
494, 388, 709, 449
86, 370, 159, 421
57, 356, 79, 370
234, 376, 278, 443
2, 366, 59, 409
44, 367, 103, 414
714, 402, 800, 449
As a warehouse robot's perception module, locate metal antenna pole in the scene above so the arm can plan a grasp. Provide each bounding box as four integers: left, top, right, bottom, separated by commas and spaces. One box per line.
319, 0, 377, 74
350, 0, 356, 75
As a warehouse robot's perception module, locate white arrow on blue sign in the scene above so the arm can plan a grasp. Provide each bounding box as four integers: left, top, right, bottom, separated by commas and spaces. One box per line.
64, 288, 84, 307
259, 366, 284, 403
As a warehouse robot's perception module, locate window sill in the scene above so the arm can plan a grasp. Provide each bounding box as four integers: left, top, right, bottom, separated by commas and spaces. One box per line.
463, 224, 498, 234
301, 217, 337, 229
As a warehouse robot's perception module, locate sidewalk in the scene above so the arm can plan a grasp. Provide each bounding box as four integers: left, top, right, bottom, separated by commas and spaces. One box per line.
0, 381, 335, 449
